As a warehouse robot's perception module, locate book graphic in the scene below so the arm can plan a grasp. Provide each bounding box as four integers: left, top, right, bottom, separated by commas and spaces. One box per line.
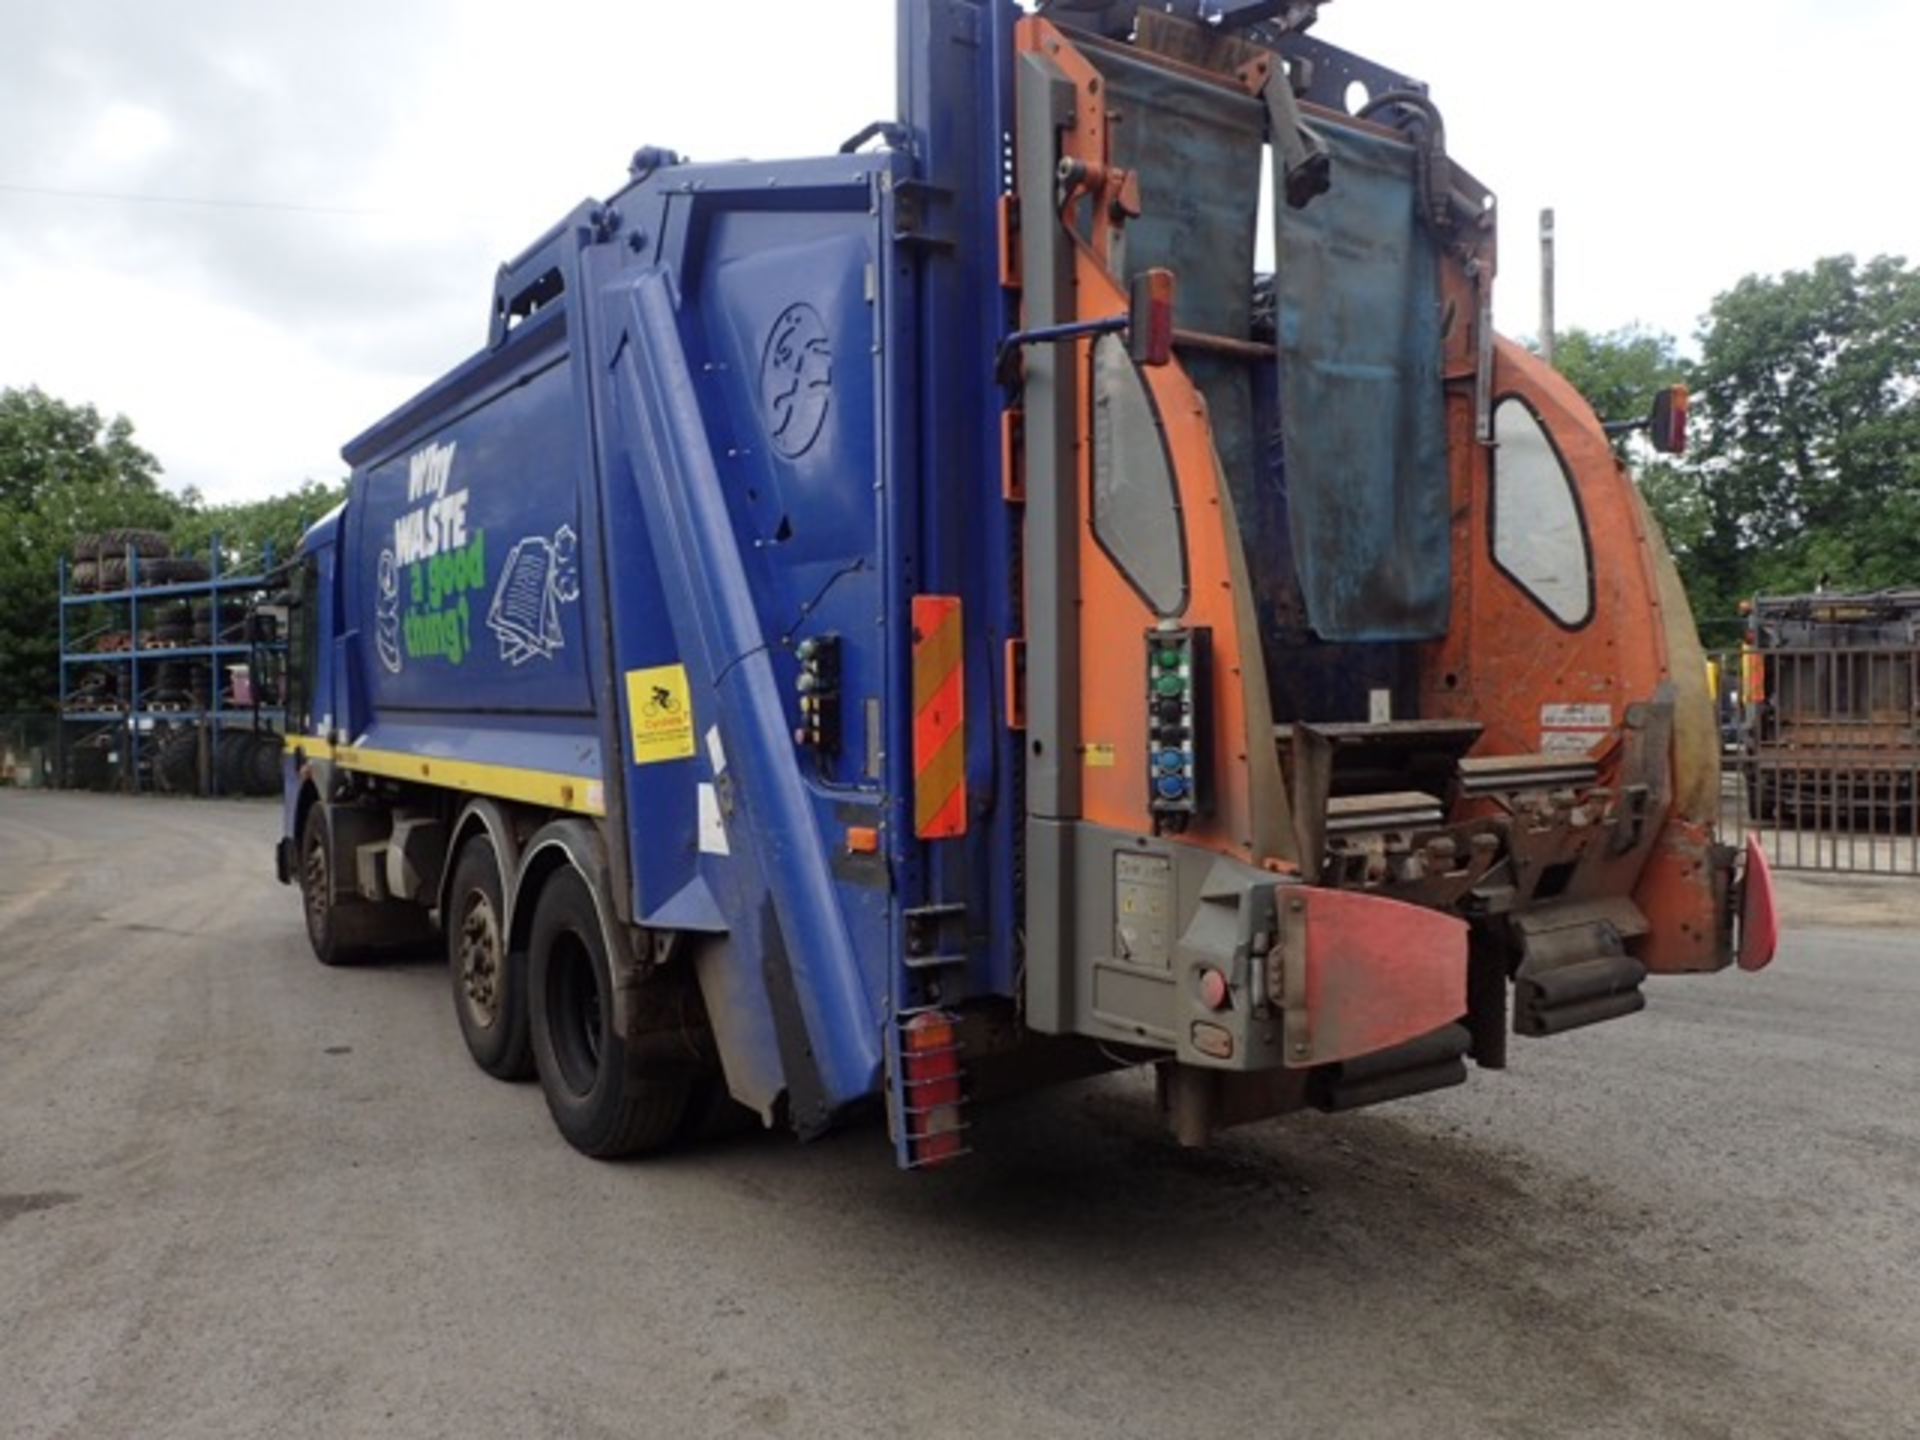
486, 525, 579, 665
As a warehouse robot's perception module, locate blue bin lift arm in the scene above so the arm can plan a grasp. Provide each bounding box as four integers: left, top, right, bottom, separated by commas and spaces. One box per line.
604, 266, 882, 1125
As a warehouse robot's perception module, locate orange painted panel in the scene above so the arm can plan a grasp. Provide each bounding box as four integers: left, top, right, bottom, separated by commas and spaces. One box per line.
1421, 338, 1672, 787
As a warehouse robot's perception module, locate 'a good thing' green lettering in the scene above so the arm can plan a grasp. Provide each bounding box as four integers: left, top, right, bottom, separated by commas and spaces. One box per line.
403, 531, 487, 666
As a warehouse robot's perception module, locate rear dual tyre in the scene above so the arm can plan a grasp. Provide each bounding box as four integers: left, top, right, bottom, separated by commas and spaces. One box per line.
528, 867, 691, 1158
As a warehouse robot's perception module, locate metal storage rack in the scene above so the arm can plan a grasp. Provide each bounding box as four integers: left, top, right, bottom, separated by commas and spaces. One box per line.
57, 536, 288, 796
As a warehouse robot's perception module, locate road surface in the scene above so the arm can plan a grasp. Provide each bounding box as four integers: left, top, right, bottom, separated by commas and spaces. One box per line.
2, 791, 1915, 1438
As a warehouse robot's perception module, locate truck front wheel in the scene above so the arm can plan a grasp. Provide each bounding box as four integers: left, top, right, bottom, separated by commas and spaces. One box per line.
300, 805, 369, 967
448, 835, 532, 1081
528, 867, 690, 1158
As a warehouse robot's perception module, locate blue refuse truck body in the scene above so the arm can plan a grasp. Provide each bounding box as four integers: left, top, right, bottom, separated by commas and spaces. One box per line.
278, 2, 1771, 1168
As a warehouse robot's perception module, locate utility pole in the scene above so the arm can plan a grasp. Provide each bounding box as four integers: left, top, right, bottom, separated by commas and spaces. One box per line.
1539, 207, 1556, 367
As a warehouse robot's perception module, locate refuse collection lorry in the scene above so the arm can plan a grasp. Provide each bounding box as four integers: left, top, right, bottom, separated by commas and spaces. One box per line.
277, 0, 1778, 1167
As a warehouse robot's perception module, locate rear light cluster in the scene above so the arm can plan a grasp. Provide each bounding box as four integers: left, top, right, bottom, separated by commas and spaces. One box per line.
793, 633, 840, 754
900, 1011, 966, 1167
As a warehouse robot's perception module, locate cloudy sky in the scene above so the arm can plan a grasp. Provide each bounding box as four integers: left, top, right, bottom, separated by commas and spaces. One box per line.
1, 1, 1911, 504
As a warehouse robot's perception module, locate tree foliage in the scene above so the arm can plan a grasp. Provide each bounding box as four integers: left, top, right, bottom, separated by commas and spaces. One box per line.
1548, 258, 1920, 642
1688, 254, 1920, 620
1548, 325, 1687, 437
0, 388, 181, 713
0, 385, 342, 715
171, 479, 346, 580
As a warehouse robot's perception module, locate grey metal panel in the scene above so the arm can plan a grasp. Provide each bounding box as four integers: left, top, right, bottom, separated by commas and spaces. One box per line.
1017, 51, 1082, 822
1018, 53, 1083, 1035
1054, 819, 1288, 1071
1022, 818, 1077, 1033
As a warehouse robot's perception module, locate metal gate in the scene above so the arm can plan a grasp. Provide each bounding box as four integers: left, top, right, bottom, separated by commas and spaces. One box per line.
1712, 610, 1920, 874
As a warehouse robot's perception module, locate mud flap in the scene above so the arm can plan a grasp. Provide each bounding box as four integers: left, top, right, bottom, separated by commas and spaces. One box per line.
1737, 835, 1779, 972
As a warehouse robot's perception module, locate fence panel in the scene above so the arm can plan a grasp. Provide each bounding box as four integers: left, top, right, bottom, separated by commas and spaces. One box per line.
0, 714, 59, 788
1713, 640, 1920, 875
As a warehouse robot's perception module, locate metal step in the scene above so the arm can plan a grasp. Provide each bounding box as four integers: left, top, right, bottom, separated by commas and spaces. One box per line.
1326, 790, 1446, 834
1458, 752, 1600, 795
1309, 1023, 1471, 1112
1511, 901, 1650, 1037
1281, 720, 1483, 882
1514, 953, 1647, 1035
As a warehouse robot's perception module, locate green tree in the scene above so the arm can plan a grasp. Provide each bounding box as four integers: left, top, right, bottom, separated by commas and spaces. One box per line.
1548, 324, 1688, 438
1688, 254, 1920, 618
171, 478, 346, 580
0, 387, 182, 713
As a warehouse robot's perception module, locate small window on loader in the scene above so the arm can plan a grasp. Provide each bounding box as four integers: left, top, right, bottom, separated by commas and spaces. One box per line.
1491, 396, 1592, 628
1090, 334, 1187, 617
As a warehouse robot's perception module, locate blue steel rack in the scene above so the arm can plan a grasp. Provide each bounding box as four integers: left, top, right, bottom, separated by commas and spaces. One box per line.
57, 539, 287, 795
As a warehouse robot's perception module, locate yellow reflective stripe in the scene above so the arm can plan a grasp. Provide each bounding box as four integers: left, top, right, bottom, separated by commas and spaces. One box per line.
286, 736, 604, 816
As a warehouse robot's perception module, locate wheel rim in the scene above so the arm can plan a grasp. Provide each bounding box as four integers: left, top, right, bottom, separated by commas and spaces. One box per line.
302, 828, 329, 947
457, 891, 504, 1028
547, 928, 604, 1097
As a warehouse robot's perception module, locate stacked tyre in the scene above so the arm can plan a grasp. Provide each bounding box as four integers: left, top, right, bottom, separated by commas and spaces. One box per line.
134, 724, 282, 796
145, 658, 210, 711
146, 600, 195, 648
189, 599, 248, 643
63, 730, 118, 790
66, 530, 213, 592
151, 724, 202, 795
68, 529, 168, 593
63, 668, 121, 712
215, 728, 284, 796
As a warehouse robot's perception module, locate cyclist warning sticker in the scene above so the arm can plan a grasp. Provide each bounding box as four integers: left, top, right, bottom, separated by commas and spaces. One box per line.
628, 664, 696, 764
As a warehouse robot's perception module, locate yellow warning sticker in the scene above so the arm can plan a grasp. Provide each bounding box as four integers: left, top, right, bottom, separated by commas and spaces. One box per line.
1084, 742, 1117, 769
628, 664, 696, 765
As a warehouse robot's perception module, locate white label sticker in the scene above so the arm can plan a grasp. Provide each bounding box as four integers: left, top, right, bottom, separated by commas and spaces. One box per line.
1540, 730, 1604, 755
705, 725, 727, 777
697, 782, 730, 855
1540, 703, 1612, 730
1539, 701, 1611, 756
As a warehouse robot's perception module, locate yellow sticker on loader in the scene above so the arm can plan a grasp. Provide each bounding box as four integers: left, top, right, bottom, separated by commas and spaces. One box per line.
628, 664, 696, 764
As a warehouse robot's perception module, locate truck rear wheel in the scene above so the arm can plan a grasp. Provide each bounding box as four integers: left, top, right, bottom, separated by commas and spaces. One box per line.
528, 867, 690, 1158
449, 835, 532, 1081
